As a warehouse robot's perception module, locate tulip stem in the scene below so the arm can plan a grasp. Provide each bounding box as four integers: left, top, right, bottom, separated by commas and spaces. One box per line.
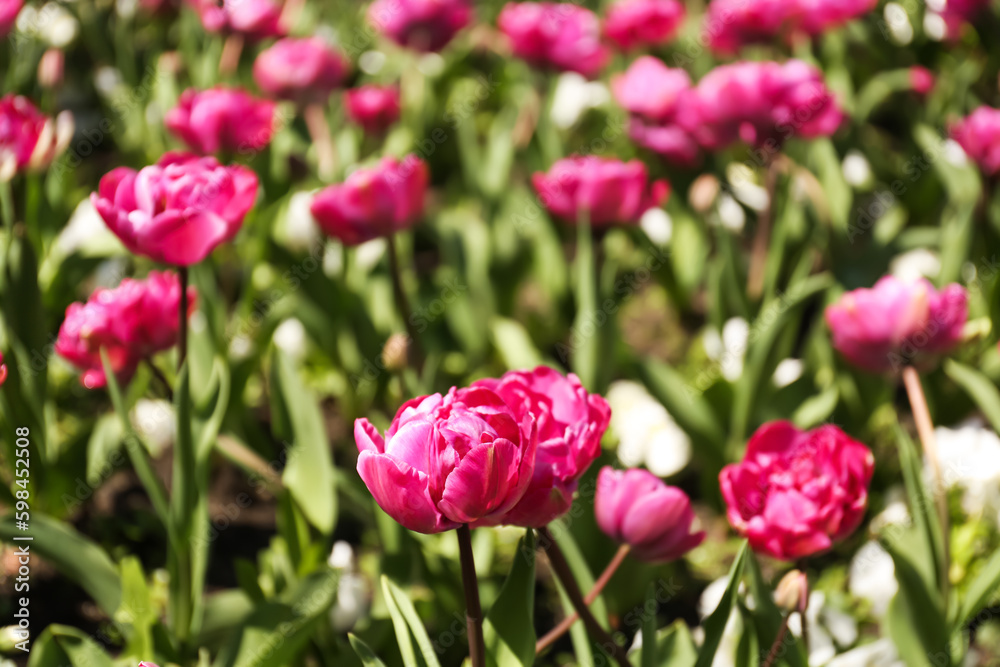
457, 524, 485, 667
539, 527, 633, 667
536, 544, 630, 654
761, 611, 792, 667
0, 178, 13, 234
747, 158, 780, 301
573, 205, 599, 391
178, 267, 188, 372
386, 234, 424, 368
902, 365, 951, 603
304, 103, 337, 182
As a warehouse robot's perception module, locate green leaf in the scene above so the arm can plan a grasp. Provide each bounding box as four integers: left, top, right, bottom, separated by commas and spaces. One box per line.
274, 349, 337, 535
0, 513, 121, 615
746, 555, 806, 667
117, 556, 156, 659
883, 541, 950, 667
806, 139, 850, 230
694, 541, 749, 667
640, 583, 658, 667
485, 529, 537, 667
894, 423, 944, 594
548, 525, 609, 629
639, 359, 727, 462
380, 575, 419, 667
85, 413, 123, 484
572, 207, 599, 391
350, 634, 390, 667
956, 547, 1000, 628
27, 625, 113, 667
943, 359, 1000, 435
383, 577, 443, 667
490, 317, 545, 370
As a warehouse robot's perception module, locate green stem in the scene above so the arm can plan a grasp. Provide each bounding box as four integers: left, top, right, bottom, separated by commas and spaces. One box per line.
178, 266, 189, 371
573, 206, 598, 390
0, 178, 14, 235
457, 525, 485, 667
387, 234, 424, 368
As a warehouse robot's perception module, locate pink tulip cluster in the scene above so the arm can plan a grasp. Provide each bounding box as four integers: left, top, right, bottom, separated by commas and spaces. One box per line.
91, 152, 259, 266
0, 0, 22, 37
345, 85, 402, 135
253, 38, 349, 105
613, 58, 843, 164
720, 421, 874, 561
704, 0, 876, 54
825, 276, 967, 373
55, 272, 196, 388
532, 156, 670, 226
0, 95, 73, 177
368, 0, 472, 52
604, 0, 686, 51
188, 0, 285, 40
950, 106, 1000, 176
165, 87, 276, 156
498, 2, 610, 79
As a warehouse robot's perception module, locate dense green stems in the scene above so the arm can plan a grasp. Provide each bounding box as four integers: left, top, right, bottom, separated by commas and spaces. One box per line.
457, 525, 485, 667
387, 234, 424, 367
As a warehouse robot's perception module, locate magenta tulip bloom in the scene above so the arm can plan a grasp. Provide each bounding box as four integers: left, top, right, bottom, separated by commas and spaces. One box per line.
720, 422, 874, 561
595, 467, 705, 562
91, 152, 258, 266
55, 272, 196, 389
368, 0, 472, 52
604, 0, 685, 51
345, 85, 402, 135
532, 156, 670, 226
189, 0, 285, 40
951, 106, 1000, 176
498, 2, 610, 79
825, 276, 967, 373
472, 367, 610, 527
0, 0, 22, 37
704, 0, 874, 54
166, 87, 276, 156
253, 38, 349, 105
0, 352, 7, 386
310, 155, 428, 245
0, 95, 72, 175
354, 387, 538, 533
937, 0, 989, 38
910, 66, 935, 96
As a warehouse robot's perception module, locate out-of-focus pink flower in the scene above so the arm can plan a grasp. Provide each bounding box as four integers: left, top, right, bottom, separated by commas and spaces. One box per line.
797, 0, 877, 34
532, 156, 670, 226
253, 38, 349, 105
936, 0, 989, 38
909, 66, 935, 96
704, 0, 874, 53
595, 467, 705, 562
368, 0, 472, 52
165, 87, 276, 156
91, 152, 259, 266
189, 0, 285, 40
310, 155, 428, 245
38, 49, 65, 89
0, 0, 22, 37
719, 421, 874, 561
498, 2, 610, 79
825, 276, 967, 373
472, 367, 610, 527
612, 56, 701, 165
55, 272, 196, 389
138, 663, 160, 667
951, 106, 1000, 176
345, 85, 402, 134
0, 352, 7, 386
0, 95, 73, 178
354, 386, 538, 533
604, 0, 685, 51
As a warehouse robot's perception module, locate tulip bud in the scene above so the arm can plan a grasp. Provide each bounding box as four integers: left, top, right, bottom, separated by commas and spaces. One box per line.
0, 352, 7, 385
689, 174, 720, 213
775, 569, 808, 613
499, 2, 609, 79
381, 332, 410, 372
38, 48, 64, 88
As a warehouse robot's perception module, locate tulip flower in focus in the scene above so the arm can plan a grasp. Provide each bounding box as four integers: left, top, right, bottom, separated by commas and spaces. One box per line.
345, 85, 402, 135
354, 386, 538, 533
0, 0, 21, 37
950, 106, 1000, 176
825, 276, 967, 373
91, 152, 259, 266
55, 272, 196, 388
0, 95, 74, 180
498, 2, 610, 79
604, 0, 685, 51
594, 467, 705, 562
532, 156, 670, 226
165, 87, 276, 156
309, 155, 428, 245
472, 366, 610, 527
719, 421, 874, 560
368, 0, 472, 52
253, 38, 349, 105
705, 0, 875, 54
189, 0, 285, 40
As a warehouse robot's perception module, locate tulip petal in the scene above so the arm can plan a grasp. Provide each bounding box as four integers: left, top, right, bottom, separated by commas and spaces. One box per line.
354, 418, 385, 454
356, 451, 457, 534
438, 438, 521, 523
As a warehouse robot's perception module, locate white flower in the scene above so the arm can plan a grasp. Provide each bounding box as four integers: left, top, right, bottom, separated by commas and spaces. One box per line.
640, 208, 672, 246
890, 248, 940, 281
327, 542, 368, 632
871, 486, 911, 532
359, 51, 386, 75
787, 592, 857, 666
773, 358, 804, 388
278, 191, 322, 253
274, 318, 308, 362
550, 72, 609, 129
704, 318, 749, 382
131, 399, 175, 458
841, 151, 873, 188
932, 419, 1000, 523
695, 577, 743, 667
826, 639, 904, 667
884, 3, 913, 44
606, 381, 692, 477
848, 541, 897, 618
716, 193, 746, 232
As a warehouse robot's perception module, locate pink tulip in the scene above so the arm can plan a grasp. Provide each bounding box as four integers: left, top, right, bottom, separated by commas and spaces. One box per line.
472, 367, 610, 527
368, 0, 472, 52
937, 0, 989, 38
594, 467, 705, 562
0, 95, 73, 176
825, 276, 967, 373
909, 66, 935, 96
165, 87, 276, 156
354, 386, 538, 533
139, 662, 161, 667
55, 272, 196, 389
345, 85, 402, 135
951, 106, 1000, 176
253, 38, 349, 105
91, 152, 258, 266
498, 2, 610, 79
797, 0, 877, 34
532, 156, 670, 226
0, 352, 7, 386
604, 0, 685, 51
719, 421, 874, 561
189, 0, 285, 40
310, 155, 428, 245
0, 0, 22, 37
704, 0, 874, 53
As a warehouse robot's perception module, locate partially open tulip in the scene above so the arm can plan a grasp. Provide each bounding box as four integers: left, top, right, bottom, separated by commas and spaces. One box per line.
0, 0, 22, 37
704, 0, 874, 54
253, 38, 349, 105
0, 95, 73, 179
951, 106, 1000, 176
368, 0, 472, 52
91, 152, 259, 266
719, 421, 874, 561
604, 0, 685, 51
165, 87, 276, 156
310, 155, 428, 245
345, 85, 402, 135
594, 467, 705, 562
472, 367, 610, 527
55, 272, 196, 389
825, 276, 967, 373
498, 2, 610, 79
532, 156, 670, 226
354, 386, 538, 533
189, 0, 285, 40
